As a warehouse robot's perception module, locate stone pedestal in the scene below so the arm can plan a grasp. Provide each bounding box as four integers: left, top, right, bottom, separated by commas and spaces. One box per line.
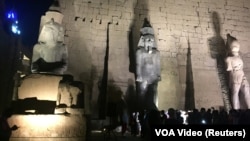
18, 73, 62, 101
9, 109, 86, 141
10, 73, 86, 141
13, 73, 84, 114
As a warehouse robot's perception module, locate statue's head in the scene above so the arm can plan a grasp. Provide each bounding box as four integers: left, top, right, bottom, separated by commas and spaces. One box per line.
230, 40, 240, 56
38, 18, 64, 47
138, 27, 157, 51
143, 34, 155, 53
138, 19, 157, 51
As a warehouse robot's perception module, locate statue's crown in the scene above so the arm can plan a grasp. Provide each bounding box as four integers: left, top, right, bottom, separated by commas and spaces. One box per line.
140, 18, 154, 36
137, 18, 157, 48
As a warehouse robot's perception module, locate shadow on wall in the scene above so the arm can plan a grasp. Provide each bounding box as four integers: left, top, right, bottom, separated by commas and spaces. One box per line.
125, 78, 136, 113
185, 38, 195, 110
208, 12, 228, 59
106, 80, 126, 126
207, 11, 231, 111
128, 0, 149, 74
96, 22, 113, 119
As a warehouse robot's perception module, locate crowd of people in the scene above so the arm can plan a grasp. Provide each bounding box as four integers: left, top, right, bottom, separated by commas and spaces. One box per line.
118, 107, 250, 138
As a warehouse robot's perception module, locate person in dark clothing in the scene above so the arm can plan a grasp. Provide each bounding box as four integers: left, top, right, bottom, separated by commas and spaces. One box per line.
138, 110, 147, 138
165, 108, 180, 124
188, 109, 201, 124
129, 112, 139, 136
205, 109, 212, 124
218, 109, 229, 124
238, 109, 250, 124
176, 110, 184, 124
117, 98, 129, 136
160, 110, 167, 125
200, 108, 207, 124
212, 110, 220, 124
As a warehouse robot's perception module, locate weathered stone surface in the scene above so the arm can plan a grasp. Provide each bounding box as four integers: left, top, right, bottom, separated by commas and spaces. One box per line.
9, 112, 86, 141
18, 74, 62, 101
158, 57, 183, 110
193, 69, 223, 109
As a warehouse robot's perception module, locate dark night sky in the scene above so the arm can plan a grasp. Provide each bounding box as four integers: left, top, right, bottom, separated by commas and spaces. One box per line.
5, 0, 53, 48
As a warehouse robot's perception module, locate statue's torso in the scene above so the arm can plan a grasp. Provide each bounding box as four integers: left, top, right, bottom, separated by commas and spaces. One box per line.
36, 44, 66, 62
228, 56, 245, 84
138, 49, 160, 84
230, 56, 243, 71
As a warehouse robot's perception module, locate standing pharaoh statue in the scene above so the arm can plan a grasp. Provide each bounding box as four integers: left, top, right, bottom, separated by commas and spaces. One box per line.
136, 19, 161, 111
225, 35, 250, 109
31, 17, 68, 74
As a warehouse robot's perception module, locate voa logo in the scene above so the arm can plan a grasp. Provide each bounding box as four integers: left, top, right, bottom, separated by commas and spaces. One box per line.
155, 129, 175, 136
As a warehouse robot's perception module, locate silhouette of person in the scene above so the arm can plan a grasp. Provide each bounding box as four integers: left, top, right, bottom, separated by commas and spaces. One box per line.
165, 108, 180, 124
0, 108, 19, 141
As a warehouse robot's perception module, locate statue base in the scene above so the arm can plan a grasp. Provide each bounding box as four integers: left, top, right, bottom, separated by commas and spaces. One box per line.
9, 111, 86, 140
9, 73, 86, 140
12, 73, 84, 114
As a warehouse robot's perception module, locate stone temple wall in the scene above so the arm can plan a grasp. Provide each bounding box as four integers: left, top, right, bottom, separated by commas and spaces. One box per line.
58, 0, 250, 115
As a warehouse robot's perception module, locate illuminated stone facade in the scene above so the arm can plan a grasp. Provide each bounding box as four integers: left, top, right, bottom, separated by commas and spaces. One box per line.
59, 0, 250, 113
3, 0, 250, 140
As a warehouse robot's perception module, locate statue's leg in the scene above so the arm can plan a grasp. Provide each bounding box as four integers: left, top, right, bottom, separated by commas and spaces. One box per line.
143, 83, 158, 110
138, 82, 147, 111
241, 78, 250, 109
152, 83, 158, 108
146, 83, 158, 110
231, 84, 241, 110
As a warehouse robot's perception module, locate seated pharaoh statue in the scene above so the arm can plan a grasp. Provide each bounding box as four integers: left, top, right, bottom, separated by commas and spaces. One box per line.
31, 18, 68, 75
136, 18, 161, 111
11, 6, 85, 115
